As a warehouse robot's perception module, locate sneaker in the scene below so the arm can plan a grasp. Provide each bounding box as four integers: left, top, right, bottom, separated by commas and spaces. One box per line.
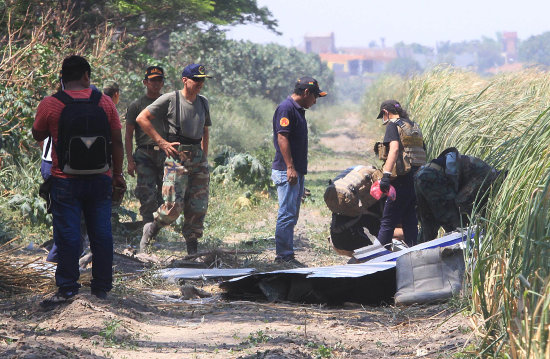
91, 288, 108, 300
40, 290, 78, 308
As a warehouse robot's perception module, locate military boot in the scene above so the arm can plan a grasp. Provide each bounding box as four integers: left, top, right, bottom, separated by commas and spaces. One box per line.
185, 238, 198, 255
140, 221, 160, 253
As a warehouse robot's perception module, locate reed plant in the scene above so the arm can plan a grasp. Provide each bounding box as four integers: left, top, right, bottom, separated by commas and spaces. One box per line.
363, 67, 550, 357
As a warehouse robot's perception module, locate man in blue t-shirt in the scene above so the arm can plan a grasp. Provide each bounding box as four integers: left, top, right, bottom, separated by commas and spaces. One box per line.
272, 76, 327, 265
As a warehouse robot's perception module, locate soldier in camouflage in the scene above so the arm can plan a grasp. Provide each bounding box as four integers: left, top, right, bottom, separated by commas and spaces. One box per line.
125, 66, 166, 225
136, 64, 211, 255
414, 147, 501, 242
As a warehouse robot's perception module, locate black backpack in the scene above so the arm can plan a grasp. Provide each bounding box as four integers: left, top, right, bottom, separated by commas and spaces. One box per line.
53, 90, 112, 175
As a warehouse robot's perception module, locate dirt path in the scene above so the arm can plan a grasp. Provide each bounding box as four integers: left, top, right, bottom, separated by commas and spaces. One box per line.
0, 112, 474, 358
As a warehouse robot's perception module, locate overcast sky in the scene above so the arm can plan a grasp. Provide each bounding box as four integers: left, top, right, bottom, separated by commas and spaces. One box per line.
226, 0, 548, 48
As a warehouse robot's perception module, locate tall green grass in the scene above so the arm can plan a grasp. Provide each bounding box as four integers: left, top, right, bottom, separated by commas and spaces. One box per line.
363, 67, 550, 357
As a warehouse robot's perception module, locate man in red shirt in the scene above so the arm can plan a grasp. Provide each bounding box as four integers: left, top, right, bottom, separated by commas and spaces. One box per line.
32, 55, 125, 305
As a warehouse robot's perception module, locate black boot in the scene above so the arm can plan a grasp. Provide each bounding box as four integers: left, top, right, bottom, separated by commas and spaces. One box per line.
140, 221, 160, 253
185, 238, 198, 255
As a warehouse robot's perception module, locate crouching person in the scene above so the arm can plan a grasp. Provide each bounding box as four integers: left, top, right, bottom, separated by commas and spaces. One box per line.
414, 147, 503, 243
33, 55, 125, 306
325, 166, 403, 257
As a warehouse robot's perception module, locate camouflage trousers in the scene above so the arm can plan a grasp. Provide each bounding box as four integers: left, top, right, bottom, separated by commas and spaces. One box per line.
414, 165, 460, 243
133, 148, 166, 223
154, 144, 210, 241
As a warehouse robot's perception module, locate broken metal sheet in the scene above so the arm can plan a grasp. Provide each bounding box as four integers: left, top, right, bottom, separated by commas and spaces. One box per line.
158, 267, 256, 280
355, 228, 473, 263
219, 229, 473, 305
225, 261, 395, 281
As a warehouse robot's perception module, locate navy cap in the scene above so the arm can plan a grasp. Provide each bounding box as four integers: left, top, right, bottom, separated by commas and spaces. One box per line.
145, 66, 164, 80
181, 64, 212, 79
377, 100, 401, 118
295, 76, 327, 97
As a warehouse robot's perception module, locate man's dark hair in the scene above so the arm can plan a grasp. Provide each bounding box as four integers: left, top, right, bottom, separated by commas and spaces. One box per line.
61, 55, 91, 83
103, 82, 119, 98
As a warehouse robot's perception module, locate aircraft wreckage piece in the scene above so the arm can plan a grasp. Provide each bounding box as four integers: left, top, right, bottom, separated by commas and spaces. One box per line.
158, 267, 256, 281
220, 229, 473, 305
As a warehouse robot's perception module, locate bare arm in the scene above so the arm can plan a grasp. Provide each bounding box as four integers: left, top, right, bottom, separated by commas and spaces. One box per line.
125, 123, 136, 177
136, 108, 179, 158
277, 132, 297, 185
383, 140, 400, 174
201, 126, 209, 159
111, 128, 126, 188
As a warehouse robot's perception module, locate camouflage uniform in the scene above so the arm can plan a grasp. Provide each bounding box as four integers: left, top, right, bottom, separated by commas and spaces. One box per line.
156, 144, 209, 241
133, 148, 165, 223
141, 84, 212, 254
126, 94, 166, 223
415, 150, 499, 242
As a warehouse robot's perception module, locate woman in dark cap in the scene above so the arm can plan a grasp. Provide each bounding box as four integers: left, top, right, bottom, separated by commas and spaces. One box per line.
375, 100, 426, 248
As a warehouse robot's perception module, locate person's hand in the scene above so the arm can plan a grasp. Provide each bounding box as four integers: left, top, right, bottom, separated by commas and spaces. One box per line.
159, 140, 180, 158
113, 173, 126, 190
380, 172, 391, 193
286, 165, 298, 185
127, 158, 136, 177
112, 173, 126, 206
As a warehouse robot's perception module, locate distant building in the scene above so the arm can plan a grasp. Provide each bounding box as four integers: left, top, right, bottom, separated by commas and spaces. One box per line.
302, 33, 397, 76
320, 48, 397, 75
304, 33, 336, 54
486, 62, 524, 74
502, 32, 517, 63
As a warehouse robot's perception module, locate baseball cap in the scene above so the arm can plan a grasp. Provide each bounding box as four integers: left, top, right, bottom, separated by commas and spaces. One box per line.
295, 76, 327, 97
181, 64, 212, 79
377, 100, 401, 118
145, 66, 165, 80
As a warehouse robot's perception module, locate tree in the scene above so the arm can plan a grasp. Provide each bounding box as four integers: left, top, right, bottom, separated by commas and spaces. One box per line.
1, 1, 278, 44
385, 57, 421, 76
519, 32, 550, 66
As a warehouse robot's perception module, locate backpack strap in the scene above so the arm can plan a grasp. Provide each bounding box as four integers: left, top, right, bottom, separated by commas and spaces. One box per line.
89, 89, 102, 105
170, 91, 207, 135
52, 89, 102, 105
169, 90, 182, 134
52, 91, 74, 105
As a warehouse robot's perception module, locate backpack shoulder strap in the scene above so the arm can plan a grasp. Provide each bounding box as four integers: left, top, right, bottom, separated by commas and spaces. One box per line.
89, 89, 102, 105
198, 95, 209, 114
52, 91, 74, 105
173, 90, 181, 134
395, 118, 408, 129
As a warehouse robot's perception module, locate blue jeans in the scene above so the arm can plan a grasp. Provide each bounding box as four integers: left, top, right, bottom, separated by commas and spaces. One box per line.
50, 175, 113, 294
42, 160, 86, 263
272, 169, 304, 260
377, 171, 418, 247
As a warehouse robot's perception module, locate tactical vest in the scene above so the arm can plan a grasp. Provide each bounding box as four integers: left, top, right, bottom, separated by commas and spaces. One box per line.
375, 119, 426, 176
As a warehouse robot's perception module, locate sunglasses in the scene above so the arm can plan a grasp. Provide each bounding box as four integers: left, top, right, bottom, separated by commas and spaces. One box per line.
189, 77, 205, 83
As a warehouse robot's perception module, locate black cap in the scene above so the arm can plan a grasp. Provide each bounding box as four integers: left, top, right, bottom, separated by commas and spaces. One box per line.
377, 100, 402, 118
295, 76, 327, 97
145, 66, 165, 80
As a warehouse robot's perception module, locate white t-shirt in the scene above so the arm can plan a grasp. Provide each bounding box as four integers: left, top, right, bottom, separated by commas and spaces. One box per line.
41, 136, 52, 162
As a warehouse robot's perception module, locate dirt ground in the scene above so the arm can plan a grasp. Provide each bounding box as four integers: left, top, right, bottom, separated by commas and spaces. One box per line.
0, 112, 475, 358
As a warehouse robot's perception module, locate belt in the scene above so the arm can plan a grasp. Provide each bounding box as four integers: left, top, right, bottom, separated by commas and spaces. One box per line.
168, 135, 202, 145
178, 143, 201, 151
137, 144, 160, 151
426, 162, 443, 172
